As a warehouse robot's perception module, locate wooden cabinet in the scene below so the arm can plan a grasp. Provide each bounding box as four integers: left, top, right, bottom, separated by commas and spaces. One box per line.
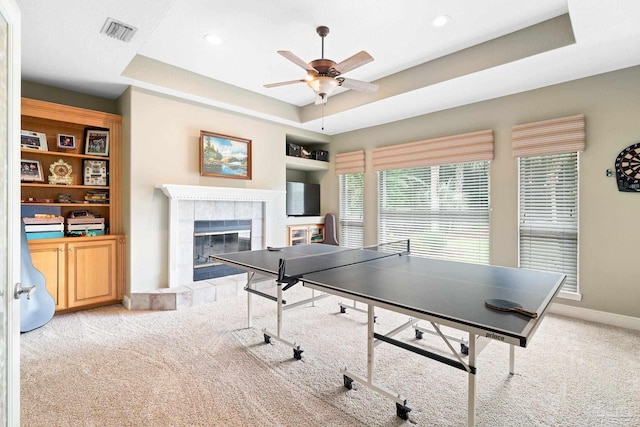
28, 235, 125, 312
21, 98, 125, 312
287, 224, 324, 246
28, 240, 66, 310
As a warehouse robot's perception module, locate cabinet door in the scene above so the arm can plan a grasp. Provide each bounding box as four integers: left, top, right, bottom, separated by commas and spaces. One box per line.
28, 241, 67, 310
288, 226, 308, 246
67, 238, 117, 308
308, 224, 324, 243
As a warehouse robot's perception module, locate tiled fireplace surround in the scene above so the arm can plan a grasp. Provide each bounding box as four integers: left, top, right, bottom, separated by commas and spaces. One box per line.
126, 185, 284, 310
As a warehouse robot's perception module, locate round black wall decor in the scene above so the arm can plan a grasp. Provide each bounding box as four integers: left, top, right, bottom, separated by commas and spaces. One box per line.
615, 142, 640, 192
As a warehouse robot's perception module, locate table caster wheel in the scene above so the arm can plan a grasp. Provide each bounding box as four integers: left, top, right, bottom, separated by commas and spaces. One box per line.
343, 375, 354, 390
293, 346, 304, 360
396, 402, 411, 420
461, 343, 469, 355
264, 334, 271, 344
340, 306, 346, 313
415, 329, 423, 339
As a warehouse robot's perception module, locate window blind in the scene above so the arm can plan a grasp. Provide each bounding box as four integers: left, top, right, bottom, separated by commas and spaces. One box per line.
372, 129, 493, 171
339, 173, 364, 248
378, 161, 490, 264
519, 153, 579, 293
335, 150, 365, 175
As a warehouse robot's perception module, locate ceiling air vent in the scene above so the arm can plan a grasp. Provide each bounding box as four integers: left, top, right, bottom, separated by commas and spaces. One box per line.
101, 18, 137, 42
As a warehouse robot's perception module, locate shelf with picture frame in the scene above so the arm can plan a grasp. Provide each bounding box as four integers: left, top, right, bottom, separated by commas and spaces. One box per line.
20, 97, 122, 236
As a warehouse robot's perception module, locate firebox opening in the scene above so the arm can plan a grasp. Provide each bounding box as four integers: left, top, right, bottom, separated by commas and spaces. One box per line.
193, 219, 251, 281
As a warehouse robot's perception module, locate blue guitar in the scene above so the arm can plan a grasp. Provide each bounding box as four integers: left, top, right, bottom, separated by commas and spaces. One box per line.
18, 222, 55, 332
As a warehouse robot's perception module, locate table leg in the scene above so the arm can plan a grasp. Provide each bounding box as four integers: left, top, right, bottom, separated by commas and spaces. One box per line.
277, 282, 283, 337
247, 272, 253, 328
467, 334, 477, 427
367, 304, 375, 383
509, 344, 515, 374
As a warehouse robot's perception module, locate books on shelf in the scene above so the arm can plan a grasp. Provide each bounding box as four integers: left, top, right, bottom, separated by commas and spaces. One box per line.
85, 190, 108, 198
23, 215, 63, 225
66, 223, 105, 231
65, 215, 106, 235
24, 223, 64, 232
66, 217, 105, 225
26, 231, 64, 240
23, 216, 65, 239
21, 209, 109, 239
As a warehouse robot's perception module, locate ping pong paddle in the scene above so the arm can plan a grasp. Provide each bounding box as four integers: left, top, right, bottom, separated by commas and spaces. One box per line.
485, 299, 538, 318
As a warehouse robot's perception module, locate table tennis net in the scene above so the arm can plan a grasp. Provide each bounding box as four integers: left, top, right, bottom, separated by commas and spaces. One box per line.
278, 240, 409, 284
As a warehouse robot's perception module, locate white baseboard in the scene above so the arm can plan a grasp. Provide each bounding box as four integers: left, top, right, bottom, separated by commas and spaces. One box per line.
122, 295, 131, 310
550, 303, 640, 331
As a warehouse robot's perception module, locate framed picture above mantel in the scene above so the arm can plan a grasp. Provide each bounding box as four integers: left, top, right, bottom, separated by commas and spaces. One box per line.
200, 130, 252, 180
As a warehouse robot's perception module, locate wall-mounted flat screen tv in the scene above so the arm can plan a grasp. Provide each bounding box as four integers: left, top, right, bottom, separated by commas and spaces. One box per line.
286, 182, 320, 216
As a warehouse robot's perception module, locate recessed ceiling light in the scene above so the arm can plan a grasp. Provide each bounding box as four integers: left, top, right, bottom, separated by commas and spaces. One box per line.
432, 15, 451, 28
204, 34, 223, 45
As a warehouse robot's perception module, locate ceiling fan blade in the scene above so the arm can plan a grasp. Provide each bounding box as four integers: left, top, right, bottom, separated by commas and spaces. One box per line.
333, 51, 373, 74
263, 79, 306, 88
278, 50, 316, 72
338, 77, 379, 93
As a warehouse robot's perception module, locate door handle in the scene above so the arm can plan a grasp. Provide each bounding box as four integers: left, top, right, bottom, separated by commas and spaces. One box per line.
14, 282, 36, 300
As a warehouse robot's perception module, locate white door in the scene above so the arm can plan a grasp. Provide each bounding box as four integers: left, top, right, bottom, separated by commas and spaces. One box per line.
0, 0, 21, 425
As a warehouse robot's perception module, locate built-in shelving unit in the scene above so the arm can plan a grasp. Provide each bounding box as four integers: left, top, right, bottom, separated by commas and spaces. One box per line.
285, 156, 330, 171
285, 133, 330, 172
20, 98, 125, 312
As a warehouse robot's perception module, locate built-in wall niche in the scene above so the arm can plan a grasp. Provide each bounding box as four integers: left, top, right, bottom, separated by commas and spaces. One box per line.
285, 133, 330, 172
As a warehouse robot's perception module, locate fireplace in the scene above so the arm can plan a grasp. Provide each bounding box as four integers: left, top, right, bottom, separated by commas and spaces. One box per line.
193, 219, 252, 280
157, 184, 286, 288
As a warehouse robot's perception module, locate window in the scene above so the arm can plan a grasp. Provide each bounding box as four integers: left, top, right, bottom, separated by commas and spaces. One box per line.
519, 152, 579, 294
339, 173, 364, 248
377, 161, 490, 264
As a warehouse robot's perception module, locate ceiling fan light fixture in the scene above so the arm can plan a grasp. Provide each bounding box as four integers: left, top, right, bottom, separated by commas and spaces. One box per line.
307, 76, 339, 97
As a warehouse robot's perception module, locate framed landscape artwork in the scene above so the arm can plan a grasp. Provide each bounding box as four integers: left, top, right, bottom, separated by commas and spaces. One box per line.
200, 131, 252, 180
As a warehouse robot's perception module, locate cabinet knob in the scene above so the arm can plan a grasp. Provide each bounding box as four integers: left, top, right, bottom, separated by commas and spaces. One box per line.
68, 247, 73, 251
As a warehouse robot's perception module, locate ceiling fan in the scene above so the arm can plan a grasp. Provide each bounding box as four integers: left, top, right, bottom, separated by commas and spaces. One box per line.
264, 26, 379, 105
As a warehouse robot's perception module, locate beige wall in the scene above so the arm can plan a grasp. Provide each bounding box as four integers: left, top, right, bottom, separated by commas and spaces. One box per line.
325, 65, 640, 318
123, 88, 327, 292
22, 81, 120, 114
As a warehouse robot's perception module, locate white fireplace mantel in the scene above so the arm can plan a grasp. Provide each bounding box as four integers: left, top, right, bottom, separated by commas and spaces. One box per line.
157, 184, 286, 287
157, 184, 284, 203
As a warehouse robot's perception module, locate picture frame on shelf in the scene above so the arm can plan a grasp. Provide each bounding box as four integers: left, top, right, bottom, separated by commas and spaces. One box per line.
57, 133, 77, 150
20, 130, 48, 151
83, 159, 108, 186
20, 159, 44, 182
48, 159, 74, 185
200, 130, 252, 180
85, 129, 109, 156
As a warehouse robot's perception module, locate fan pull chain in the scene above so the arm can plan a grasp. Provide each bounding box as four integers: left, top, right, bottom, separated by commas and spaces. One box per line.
321, 102, 325, 131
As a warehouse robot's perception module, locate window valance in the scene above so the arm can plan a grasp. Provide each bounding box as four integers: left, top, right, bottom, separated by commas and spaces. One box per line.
335, 150, 365, 175
372, 129, 494, 171
512, 114, 585, 157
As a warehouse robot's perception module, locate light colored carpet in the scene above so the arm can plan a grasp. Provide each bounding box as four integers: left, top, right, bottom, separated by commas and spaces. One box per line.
21, 284, 640, 427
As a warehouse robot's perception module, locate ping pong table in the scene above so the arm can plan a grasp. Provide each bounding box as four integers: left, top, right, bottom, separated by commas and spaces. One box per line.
211, 242, 565, 426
